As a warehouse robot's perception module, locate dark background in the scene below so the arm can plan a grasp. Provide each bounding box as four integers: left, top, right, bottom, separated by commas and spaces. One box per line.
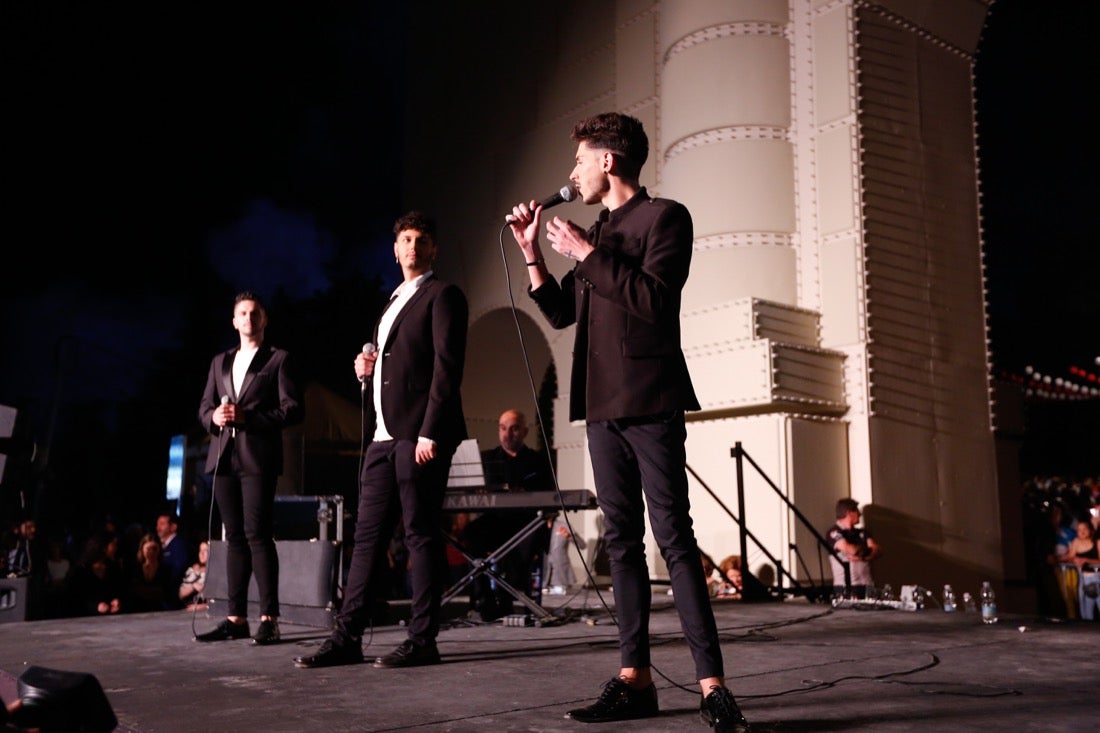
1, 2, 1097, 540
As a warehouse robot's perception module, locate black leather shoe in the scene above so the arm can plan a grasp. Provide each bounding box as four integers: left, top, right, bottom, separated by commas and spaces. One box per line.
373, 639, 441, 668
700, 685, 750, 732
293, 638, 363, 668
195, 619, 250, 642
565, 677, 659, 723
251, 619, 280, 645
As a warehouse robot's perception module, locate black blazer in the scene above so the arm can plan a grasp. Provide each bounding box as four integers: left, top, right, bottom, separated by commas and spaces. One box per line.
365, 275, 468, 450
199, 344, 303, 475
529, 188, 700, 422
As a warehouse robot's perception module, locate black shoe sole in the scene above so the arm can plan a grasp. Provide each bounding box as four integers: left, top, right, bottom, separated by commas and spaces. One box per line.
372, 657, 440, 669
372, 652, 440, 669
294, 659, 362, 669
294, 653, 363, 669
195, 632, 250, 642
565, 710, 659, 723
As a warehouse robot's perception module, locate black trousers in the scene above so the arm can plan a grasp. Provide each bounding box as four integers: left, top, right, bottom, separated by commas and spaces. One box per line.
587, 411, 724, 681
213, 471, 279, 618
335, 439, 453, 645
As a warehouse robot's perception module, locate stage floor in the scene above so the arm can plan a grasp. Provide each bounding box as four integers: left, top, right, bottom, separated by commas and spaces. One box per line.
1, 589, 1097, 732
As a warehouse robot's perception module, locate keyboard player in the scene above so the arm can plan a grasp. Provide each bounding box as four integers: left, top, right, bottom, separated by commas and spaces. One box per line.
466, 409, 553, 620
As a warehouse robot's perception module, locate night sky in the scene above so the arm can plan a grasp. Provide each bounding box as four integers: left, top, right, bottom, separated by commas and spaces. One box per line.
1, 2, 1096, 535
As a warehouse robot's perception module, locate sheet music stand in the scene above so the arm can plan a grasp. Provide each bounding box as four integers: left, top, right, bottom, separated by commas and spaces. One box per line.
447, 438, 487, 488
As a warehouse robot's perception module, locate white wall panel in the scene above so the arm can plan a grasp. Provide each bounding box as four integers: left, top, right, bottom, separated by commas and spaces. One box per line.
660, 0, 789, 47
820, 234, 863, 346
684, 245, 797, 310
662, 35, 791, 145
815, 125, 858, 235
663, 139, 796, 236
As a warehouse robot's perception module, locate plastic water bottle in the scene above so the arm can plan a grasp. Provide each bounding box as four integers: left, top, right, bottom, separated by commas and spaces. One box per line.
980, 581, 998, 624
962, 591, 977, 612
529, 563, 543, 607
943, 584, 956, 612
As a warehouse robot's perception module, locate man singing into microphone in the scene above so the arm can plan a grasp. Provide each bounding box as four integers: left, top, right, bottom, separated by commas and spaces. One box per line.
195, 291, 303, 645
506, 112, 749, 732
295, 210, 468, 670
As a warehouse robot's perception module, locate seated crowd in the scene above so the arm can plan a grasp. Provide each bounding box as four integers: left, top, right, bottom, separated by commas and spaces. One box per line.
1022, 475, 1100, 620
6, 473, 1096, 623
2, 510, 206, 621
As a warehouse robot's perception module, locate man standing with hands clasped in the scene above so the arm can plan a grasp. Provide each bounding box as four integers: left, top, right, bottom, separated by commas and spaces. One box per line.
294, 211, 468, 670
195, 291, 303, 645
506, 112, 750, 732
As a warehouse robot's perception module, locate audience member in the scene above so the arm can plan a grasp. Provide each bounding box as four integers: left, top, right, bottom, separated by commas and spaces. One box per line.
1058, 518, 1100, 621
179, 540, 209, 609
43, 537, 72, 618
45, 537, 71, 588
1044, 502, 1080, 617
156, 511, 192, 590
127, 532, 177, 613
1059, 519, 1099, 569
699, 552, 721, 598
120, 522, 147, 580
716, 555, 743, 599
3, 517, 46, 619
1048, 503, 1077, 559
1021, 476, 1100, 619
64, 534, 123, 616
444, 512, 472, 587
544, 513, 584, 594
826, 498, 881, 598
4, 517, 38, 576
1, 696, 35, 733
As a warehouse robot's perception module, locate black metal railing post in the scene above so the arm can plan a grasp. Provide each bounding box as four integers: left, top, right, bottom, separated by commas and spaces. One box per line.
731, 442, 749, 576
684, 441, 858, 603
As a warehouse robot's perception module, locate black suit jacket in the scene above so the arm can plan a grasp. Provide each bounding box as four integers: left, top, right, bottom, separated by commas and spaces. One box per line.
365, 275, 468, 450
529, 188, 700, 422
199, 344, 303, 475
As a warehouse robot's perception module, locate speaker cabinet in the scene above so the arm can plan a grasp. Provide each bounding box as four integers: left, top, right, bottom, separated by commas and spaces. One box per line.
204, 540, 340, 628
14, 666, 117, 733
0, 576, 28, 624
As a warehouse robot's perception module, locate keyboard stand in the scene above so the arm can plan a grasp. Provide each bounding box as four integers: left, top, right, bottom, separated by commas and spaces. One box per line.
442, 510, 557, 624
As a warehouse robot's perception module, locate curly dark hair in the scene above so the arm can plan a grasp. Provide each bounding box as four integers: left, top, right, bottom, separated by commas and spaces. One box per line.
835, 498, 860, 519
234, 291, 265, 310
570, 112, 649, 179
393, 210, 437, 238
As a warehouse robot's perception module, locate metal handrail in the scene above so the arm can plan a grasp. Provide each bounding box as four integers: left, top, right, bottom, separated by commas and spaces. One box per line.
686, 441, 851, 601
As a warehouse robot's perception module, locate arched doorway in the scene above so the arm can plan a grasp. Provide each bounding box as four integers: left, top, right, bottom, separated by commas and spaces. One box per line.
463, 308, 556, 456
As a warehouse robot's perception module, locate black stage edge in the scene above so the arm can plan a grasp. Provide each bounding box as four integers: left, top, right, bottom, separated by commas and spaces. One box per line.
1, 591, 1097, 732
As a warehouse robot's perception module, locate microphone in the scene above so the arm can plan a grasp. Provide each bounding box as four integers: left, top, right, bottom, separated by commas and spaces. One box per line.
505, 185, 577, 222
536, 184, 577, 211
360, 342, 377, 392
220, 395, 235, 438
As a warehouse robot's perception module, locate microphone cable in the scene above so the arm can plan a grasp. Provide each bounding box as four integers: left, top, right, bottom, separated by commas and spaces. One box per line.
495, 223, 616, 625
193, 398, 231, 639
355, 344, 377, 651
